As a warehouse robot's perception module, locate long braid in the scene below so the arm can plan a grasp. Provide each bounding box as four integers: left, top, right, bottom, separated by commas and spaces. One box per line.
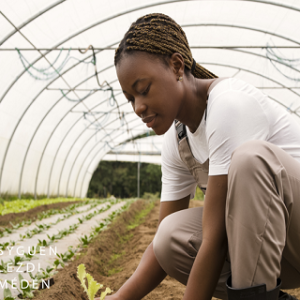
115, 13, 217, 79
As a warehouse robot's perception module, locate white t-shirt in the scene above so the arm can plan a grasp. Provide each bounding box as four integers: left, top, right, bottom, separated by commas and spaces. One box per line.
161, 78, 300, 202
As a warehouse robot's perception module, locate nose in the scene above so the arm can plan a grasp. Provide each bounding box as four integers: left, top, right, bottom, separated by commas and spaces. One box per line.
133, 96, 147, 117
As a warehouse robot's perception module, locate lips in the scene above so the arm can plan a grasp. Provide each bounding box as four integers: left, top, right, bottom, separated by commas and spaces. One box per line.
142, 115, 156, 128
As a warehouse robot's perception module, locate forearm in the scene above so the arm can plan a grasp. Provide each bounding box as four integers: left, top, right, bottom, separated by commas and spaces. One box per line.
183, 240, 228, 300
114, 241, 167, 300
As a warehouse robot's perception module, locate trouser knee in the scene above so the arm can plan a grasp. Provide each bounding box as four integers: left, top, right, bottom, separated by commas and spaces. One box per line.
153, 212, 185, 282
153, 207, 203, 285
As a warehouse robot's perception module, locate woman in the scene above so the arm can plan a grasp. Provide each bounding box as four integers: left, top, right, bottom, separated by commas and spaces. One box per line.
99, 13, 300, 300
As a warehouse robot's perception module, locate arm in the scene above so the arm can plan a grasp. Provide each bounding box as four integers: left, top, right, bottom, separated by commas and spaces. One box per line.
101, 195, 191, 300
183, 175, 228, 300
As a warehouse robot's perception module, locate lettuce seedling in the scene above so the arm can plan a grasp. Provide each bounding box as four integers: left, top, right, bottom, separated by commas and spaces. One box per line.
3, 288, 15, 300
77, 264, 111, 300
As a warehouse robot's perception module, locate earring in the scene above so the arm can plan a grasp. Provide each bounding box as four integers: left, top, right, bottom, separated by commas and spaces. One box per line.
178, 76, 183, 82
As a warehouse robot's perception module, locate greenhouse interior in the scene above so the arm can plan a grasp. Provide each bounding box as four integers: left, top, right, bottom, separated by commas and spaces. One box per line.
1, 1, 300, 300
1, 0, 300, 199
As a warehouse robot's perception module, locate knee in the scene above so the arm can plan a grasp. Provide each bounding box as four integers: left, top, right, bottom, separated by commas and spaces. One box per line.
153, 213, 178, 266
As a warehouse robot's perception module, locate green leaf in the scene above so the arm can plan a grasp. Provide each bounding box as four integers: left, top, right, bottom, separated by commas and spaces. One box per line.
3, 288, 15, 300
100, 287, 112, 300
77, 264, 88, 294
86, 273, 102, 300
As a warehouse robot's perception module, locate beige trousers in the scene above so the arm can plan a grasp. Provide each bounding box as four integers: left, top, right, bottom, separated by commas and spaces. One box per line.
153, 140, 300, 299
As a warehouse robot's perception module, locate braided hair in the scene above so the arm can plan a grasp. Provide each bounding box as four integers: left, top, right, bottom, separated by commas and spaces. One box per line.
114, 13, 217, 79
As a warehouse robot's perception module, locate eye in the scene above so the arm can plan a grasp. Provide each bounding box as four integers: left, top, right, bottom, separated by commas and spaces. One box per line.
141, 84, 150, 96
127, 97, 135, 104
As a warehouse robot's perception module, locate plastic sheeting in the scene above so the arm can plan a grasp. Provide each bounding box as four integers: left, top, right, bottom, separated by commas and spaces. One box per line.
0, 0, 300, 198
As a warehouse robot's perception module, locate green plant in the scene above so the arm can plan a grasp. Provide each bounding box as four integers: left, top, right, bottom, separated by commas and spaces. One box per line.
7, 274, 34, 299
77, 264, 111, 300
23, 248, 37, 261
0, 242, 9, 250
29, 265, 55, 282
37, 239, 49, 247
0, 260, 9, 273
79, 234, 93, 246
9, 255, 26, 266
3, 288, 15, 300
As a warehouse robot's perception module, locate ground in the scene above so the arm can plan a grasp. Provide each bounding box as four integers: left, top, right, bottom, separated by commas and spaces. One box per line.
3, 198, 299, 299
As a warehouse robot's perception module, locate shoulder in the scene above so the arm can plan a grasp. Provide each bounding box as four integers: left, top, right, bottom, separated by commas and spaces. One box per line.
209, 78, 264, 102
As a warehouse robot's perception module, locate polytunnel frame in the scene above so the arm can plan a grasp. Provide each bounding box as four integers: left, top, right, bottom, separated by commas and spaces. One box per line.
26, 26, 300, 197
77, 60, 300, 198
29, 73, 119, 198
70, 115, 144, 198
1, 0, 300, 198
17, 58, 117, 198
11, 22, 300, 199
37, 46, 300, 199
47, 83, 120, 198
58, 98, 129, 197
78, 122, 146, 198
0, 43, 117, 197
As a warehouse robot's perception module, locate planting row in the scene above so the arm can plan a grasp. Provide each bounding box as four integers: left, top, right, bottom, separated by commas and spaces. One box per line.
0, 198, 85, 216
0, 199, 133, 299
0, 199, 112, 240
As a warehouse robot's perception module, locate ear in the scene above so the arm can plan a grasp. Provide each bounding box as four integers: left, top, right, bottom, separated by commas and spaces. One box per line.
169, 53, 185, 78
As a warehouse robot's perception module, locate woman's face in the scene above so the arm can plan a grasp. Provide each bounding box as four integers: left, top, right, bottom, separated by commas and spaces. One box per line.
116, 52, 185, 135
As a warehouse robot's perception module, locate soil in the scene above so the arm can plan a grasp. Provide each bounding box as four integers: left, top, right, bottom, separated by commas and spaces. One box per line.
31, 199, 202, 300
31, 199, 300, 300
0, 200, 79, 228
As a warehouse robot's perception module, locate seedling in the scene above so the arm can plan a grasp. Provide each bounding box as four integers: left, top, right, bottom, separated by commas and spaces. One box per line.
37, 239, 49, 247
3, 288, 15, 300
24, 248, 37, 261
8, 274, 34, 299
10, 255, 26, 266
79, 234, 93, 246
10, 221, 22, 229
0, 260, 9, 273
4, 228, 13, 234
29, 265, 55, 282
0, 242, 9, 250
77, 264, 111, 300
47, 234, 56, 242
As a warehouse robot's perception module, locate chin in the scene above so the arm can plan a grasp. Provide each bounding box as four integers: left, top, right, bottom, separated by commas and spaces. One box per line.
152, 120, 173, 135
152, 127, 165, 135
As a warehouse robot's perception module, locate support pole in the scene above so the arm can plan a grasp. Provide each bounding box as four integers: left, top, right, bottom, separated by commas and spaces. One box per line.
137, 160, 140, 198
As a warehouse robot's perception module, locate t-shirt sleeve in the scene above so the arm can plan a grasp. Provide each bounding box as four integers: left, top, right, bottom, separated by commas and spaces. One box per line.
206, 90, 270, 176
160, 126, 197, 202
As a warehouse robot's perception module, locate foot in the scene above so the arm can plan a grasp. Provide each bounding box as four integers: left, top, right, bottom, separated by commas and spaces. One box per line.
279, 291, 298, 300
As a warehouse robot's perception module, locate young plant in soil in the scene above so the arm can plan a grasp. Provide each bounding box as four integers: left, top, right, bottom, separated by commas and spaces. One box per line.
7, 274, 34, 299
77, 264, 111, 300
29, 265, 55, 282
0, 259, 9, 273
9, 255, 27, 266
3, 288, 15, 300
0, 242, 10, 250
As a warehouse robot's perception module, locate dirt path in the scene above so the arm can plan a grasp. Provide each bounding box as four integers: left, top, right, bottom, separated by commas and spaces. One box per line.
30, 199, 300, 300
30, 199, 203, 300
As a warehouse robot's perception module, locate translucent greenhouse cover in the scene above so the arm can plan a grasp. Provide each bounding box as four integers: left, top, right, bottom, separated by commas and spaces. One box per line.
0, 0, 300, 199
103, 135, 163, 165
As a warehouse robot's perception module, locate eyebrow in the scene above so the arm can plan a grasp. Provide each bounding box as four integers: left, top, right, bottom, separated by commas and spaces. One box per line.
123, 78, 149, 93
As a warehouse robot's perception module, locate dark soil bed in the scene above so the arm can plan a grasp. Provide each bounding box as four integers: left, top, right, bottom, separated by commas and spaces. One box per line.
0, 200, 80, 228
31, 199, 300, 300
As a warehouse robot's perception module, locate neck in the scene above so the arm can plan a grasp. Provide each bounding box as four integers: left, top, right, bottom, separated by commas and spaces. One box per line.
176, 77, 213, 133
